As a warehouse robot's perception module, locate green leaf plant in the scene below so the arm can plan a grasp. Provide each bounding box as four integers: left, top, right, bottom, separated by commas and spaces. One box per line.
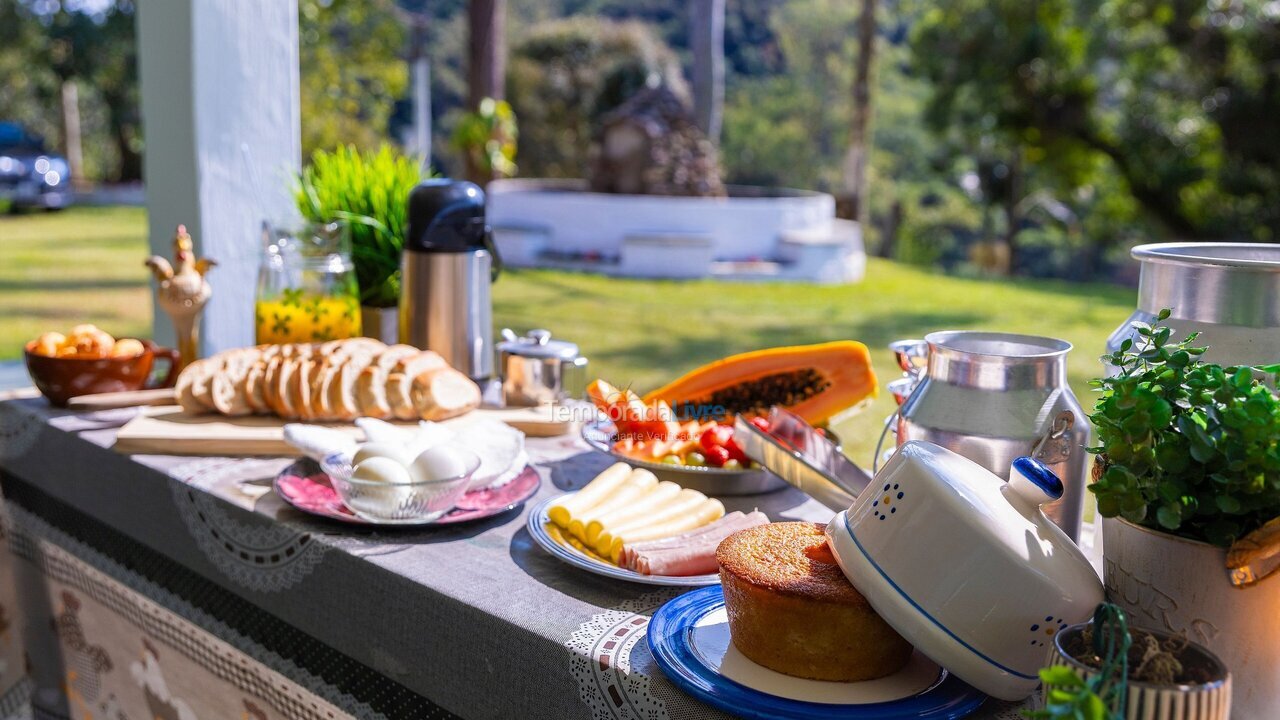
1089, 308, 1280, 546
293, 145, 430, 308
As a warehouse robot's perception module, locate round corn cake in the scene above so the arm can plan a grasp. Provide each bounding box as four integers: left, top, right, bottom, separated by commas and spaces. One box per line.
716, 521, 912, 682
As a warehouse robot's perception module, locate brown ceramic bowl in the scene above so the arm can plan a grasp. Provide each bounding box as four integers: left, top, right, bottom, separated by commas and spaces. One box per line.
24, 338, 179, 407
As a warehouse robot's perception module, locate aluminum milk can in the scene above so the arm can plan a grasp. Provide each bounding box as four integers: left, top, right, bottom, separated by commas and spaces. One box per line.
889, 331, 1090, 540
1108, 242, 1280, 366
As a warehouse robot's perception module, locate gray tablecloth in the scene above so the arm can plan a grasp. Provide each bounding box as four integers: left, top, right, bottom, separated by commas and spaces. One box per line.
0, 392, 1028, 719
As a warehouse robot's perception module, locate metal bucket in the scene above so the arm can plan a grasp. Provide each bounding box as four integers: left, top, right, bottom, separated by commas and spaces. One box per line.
1108, 242, 1280, 365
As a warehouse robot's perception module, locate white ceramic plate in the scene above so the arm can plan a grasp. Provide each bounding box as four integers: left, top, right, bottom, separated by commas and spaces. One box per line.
526, 494, 721, 587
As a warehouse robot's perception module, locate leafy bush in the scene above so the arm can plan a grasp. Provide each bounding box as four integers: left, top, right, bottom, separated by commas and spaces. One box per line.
507, 17, 687, 179
451, 98, 518, 180
293, 145, 428, 308
1089, 309, 1280, 546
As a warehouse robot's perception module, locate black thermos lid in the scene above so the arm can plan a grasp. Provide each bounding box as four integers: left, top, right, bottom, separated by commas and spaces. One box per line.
405, 179, 489, 253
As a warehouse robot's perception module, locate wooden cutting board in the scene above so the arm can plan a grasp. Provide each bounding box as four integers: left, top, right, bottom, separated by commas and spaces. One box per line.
113, 405, 574, 456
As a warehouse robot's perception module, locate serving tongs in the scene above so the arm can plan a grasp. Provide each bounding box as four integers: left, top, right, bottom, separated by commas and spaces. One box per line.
733, 407, 873, 510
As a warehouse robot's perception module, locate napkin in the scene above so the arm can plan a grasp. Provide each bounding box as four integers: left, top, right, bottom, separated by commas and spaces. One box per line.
283, 417, 527, 489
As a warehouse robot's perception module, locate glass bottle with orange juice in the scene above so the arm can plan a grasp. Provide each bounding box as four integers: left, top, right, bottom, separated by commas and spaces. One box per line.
255, 222, 362, 344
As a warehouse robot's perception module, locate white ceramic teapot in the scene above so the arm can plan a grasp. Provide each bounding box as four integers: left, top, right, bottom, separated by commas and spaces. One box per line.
825, 441, 1103, 701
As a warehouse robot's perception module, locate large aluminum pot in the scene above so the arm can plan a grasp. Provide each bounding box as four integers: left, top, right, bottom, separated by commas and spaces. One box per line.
1108, 242, 1280, 365
890, 332, 1089, 541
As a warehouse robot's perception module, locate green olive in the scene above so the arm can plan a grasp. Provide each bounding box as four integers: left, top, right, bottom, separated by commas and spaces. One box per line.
722, 459, 744, 470
661, 454, 684, 466
685, 452, 707, 467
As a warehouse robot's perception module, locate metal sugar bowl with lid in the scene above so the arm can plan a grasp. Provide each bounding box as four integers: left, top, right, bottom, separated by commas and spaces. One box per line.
1109, 241, 1280, 365
888, 331, 1090, 541
497, 328, 588, 406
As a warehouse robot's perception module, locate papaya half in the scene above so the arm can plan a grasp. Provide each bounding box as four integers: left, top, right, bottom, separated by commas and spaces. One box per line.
642, 341, 878, 424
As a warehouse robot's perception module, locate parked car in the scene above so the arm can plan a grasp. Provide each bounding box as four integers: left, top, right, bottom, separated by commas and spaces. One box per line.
0, 121, 72, 211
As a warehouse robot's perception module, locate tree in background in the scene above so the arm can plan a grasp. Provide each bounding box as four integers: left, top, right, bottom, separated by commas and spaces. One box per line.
298, 0, 408, 157
0, 0, 140, 183
468, 0, 507, 108
689, 0, 725, 143
912, 0, 1280, 253
506, 17, 687, 179
840, 0, 878, 251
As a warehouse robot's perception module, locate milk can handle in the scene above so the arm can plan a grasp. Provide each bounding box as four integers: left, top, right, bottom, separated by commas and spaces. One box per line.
873, 410, 897, 473
876, 339, 929, 473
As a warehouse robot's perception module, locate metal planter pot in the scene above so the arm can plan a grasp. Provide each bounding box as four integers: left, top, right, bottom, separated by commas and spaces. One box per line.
360, 305, 399, 345
1043, 622, 1231, 719
1102, 517, 1278, 718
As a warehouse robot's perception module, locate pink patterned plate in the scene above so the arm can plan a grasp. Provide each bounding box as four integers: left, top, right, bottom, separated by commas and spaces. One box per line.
274, 458, 541, 526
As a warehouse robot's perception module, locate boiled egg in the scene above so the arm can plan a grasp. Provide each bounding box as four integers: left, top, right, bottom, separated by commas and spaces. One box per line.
351, 456, 413, 485
353, 442, 415, 467
408, 445, 468, 483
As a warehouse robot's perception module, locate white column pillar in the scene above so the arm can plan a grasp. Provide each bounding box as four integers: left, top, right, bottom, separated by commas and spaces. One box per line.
137, 0, 301, 354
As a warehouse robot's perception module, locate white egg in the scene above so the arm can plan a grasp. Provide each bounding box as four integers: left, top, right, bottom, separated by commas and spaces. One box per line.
351, 456, 413, 485
352, 442, 414, 467
409, 445, 468, 483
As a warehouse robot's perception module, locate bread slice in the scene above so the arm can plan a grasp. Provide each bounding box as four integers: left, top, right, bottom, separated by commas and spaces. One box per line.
410, 367, 482, 421
262, 355, 283, 414
386, 352, 449, 420
275, 357, 301, 419
175, 358, 213, 413
355, 345, 420, 419
189, 353, 227, 411
211, 349, 260, 416
333, 353, 378, 421
295, 358, 319, 420
244, 360, 268, 414
308, 339, 378, 420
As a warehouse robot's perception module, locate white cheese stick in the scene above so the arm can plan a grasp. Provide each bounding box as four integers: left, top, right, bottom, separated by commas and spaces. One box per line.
595, 488, 710, 555
547, 463, 631, 528
570, 469, 658, 540
584, 481, 681, 545
607, 498, 725, 563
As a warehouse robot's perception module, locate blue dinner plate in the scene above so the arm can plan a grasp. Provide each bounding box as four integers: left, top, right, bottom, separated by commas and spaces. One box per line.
526, 495, 721, 586
649, 586, 987, 719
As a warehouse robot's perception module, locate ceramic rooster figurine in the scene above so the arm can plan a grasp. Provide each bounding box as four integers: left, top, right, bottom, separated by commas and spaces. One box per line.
146, 224, 215, 370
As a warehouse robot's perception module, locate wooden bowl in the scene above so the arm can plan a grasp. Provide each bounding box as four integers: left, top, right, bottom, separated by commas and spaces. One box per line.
24, 339, 179, 407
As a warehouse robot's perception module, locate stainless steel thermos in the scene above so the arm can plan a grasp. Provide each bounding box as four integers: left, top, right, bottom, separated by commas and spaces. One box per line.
400, 180, 501, 381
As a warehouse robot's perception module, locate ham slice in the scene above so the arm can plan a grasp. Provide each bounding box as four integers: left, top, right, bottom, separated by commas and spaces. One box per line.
623, 511, 770, 577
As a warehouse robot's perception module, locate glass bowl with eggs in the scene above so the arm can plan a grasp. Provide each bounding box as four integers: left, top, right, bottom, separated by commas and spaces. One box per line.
321, 442, 482, 523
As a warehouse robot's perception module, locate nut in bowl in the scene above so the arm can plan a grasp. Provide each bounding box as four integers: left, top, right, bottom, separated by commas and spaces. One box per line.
24, 324, 179, 406
320, 446, 481, 523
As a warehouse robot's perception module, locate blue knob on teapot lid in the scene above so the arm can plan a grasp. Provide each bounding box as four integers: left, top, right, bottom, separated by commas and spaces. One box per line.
1009, 456, 1063, 504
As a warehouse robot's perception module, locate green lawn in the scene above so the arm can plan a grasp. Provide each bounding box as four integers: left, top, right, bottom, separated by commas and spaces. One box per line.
0, 205, 1135, 462
0, 206, 154, 358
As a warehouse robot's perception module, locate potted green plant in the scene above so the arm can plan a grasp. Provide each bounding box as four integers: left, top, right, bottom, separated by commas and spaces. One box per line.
1032, 604, 1230, 720
293, 144, 429, 342
451, 97, 518, 185
1089, 308, 1280, 717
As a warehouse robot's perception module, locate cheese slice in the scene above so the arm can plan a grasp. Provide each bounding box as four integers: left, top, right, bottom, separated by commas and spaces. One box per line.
547, 463, 631, 528
569, 469, 658, 541
607, 498, 725, 563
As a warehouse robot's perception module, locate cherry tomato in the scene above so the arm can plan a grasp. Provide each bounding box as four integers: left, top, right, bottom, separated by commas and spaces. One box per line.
699, 426, 733, 453
724, 435, 749, 464
704, 445, 731, 467
749, 416, 771, 432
